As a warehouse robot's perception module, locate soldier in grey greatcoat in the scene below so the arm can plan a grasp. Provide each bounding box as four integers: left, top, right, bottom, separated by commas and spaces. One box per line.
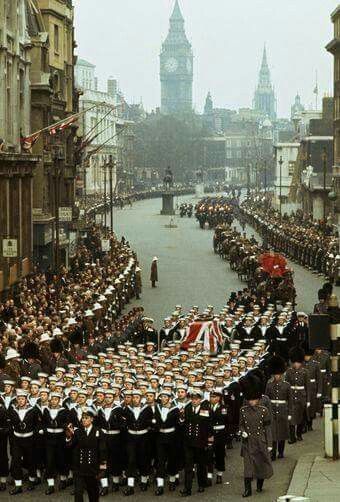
312, 347, 331, 412
285, 347, 310, 443
265, 355, 292, 460
239, 375, 273, 498
303, 350, 322, 431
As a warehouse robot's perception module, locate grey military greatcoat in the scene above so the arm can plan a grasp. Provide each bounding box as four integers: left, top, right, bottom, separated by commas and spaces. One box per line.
284, 367, 310, 426
239, 404, 273, 480
265, 378, 292, 441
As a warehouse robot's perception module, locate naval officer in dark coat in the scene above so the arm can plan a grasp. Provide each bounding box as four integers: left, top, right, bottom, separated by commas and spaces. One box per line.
66, 408, 107, 502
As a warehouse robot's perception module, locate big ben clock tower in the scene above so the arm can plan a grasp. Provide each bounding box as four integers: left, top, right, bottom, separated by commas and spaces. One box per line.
160, 0, 193, 114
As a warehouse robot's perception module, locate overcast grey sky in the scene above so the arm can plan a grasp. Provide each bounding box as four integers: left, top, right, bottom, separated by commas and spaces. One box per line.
73, 0, 338, 118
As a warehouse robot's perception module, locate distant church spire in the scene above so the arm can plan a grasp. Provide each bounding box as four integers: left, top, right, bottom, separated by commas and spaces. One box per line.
253, 45, 276, 120
170, 0, 184, 21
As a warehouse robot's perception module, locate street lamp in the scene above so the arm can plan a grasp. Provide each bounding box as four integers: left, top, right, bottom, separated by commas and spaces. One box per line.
52, 143, 65, 272
108, 155, 115, 233
322, 147, 328, 222
247, 163, 251, 196
279, 155, 283, 218
264, 159, 267, 193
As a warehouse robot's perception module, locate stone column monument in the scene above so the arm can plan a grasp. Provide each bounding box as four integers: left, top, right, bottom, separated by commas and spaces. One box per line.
161, 166, 175, 215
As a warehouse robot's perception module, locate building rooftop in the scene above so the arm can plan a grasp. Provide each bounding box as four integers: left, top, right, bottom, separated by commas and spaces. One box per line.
77, 58, 95, 68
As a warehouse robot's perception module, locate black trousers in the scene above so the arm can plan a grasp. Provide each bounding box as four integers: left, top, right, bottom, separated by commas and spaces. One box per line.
272, 440, 285, 456
207, 441, 225, 473
126, 435, 150, 478
184, 445, 207, 490
105, 435, 122, 477
74, 474, 99, 502
156, 438, 177, 478
10, 437, 36, 480
0, 434, 9, 477
46, 437, 68, 478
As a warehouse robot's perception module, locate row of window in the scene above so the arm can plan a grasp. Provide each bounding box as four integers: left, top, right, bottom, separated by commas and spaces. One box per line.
225, 139, 253, 148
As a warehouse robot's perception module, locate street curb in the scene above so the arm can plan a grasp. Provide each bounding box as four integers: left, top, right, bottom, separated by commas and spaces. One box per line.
286, 453, 316, 496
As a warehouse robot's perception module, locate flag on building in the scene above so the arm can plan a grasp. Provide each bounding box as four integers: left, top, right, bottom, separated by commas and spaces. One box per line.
20, 132, 40, 152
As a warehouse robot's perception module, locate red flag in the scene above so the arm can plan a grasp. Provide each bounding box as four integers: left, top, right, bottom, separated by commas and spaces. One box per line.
181, 321, 210, 350
21, 132, 40, 151
49, 115, 78, 135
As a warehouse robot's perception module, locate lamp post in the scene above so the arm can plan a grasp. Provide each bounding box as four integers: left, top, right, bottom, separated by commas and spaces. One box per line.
264, 159, 267, 193
279, 155, 283, 218
322, 147, 328, 222
247, 163, 251, 196
108, 155, 114, 233
52, 143, 64, 272
103, 162, 107, 229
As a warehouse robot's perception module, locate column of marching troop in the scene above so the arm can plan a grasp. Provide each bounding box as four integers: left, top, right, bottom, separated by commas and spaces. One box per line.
0, 297, 331, 500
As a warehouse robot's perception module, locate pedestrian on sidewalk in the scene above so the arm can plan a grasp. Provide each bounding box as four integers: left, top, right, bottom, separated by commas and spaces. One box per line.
150, 257, 158, 288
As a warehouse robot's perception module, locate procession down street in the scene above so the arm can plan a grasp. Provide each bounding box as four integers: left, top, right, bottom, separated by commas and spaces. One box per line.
113, 195, 339, 323
1, 193, 329, 502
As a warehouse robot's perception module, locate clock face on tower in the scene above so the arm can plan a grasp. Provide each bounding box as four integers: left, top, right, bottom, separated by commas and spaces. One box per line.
165, 57, 178, 73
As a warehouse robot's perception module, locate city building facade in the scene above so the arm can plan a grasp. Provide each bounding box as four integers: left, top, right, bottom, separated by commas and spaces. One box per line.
0, 1, 39, 294
27, 0, 78, 270
160, 0, 193, 114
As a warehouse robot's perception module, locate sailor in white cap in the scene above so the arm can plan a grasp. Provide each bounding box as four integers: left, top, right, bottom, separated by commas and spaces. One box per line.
8, 390, 40, 494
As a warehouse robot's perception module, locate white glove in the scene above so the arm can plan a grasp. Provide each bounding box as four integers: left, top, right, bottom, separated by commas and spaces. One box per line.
267, 447, 273, 452
317, 393, 322, 398
288, 415, 292, 421
307, 402, 311, 408
241, 431, 248, 439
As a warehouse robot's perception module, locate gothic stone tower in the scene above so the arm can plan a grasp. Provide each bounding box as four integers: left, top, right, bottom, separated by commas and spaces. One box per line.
253, 46, 276, 120
160, 0, 193, 114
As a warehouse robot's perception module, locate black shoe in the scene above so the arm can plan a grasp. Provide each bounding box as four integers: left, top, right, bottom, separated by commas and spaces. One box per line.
198, 487, 204, 493
155, 487, 164, 496
216, 475, 222, 484
0, 483, 6, 491
169, 482, 176, 492
205, 479, 212, 487
59, 480, 67, 490
100, 487, 109, 496
10, 487, 23, 496
180, 489, 192, 497
123, 487, 134, 496
27, 481, 35, 491
297, 436, 303, 441
140, 483, 148, 492
242, 489, 252, 498
45, 487, 55, 495
112, 483, 120, 492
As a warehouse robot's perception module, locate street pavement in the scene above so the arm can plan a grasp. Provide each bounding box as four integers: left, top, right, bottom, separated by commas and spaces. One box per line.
9, 194, 336, 501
